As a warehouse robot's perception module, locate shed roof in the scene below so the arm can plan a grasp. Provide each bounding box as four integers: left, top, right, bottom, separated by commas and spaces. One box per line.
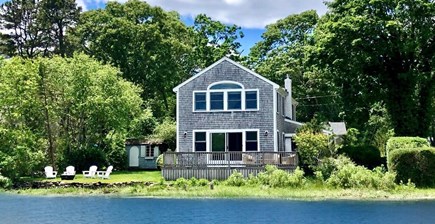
328, 122, 347, 135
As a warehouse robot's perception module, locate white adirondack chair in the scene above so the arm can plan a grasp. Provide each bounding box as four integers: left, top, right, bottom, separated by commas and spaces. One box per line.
82, 165, 98, 178
63, 166, 76, 175
44, 166, 57, 179
97, 166, 113, 179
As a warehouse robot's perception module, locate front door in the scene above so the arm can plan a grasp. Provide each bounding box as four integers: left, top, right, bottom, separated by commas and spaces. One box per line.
228, 132, 243, 161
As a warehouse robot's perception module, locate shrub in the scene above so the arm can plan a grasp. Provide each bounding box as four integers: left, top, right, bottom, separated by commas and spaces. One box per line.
225, 170, 245, 187
294, 131, 330, 168
316, 155, 354, 179
189, 177, 198, 186
174, 177, 189, 188
257, 165, 305, 188
156, 154, 164, 169
338, 145, 385, 169
388, 147, 435, 187
0, 174, 12, 189
386, 137, 429, 156
197, 178, 209, 187
326, 162, 396, 190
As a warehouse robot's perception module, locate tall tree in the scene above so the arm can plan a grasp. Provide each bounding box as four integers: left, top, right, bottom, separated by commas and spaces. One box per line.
38, 0, 81, 57
192, 14, 244, 68
248, 10, 340, 122
0, 0, 44, 58
0, 0, 80, 58
313, 0, 435, 136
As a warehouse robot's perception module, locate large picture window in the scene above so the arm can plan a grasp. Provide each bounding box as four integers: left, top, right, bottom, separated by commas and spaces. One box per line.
194, 132, 206, 151
192, 81, 259, 112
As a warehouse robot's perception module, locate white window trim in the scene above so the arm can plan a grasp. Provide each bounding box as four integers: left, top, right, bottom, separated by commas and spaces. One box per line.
192, 129, 260, 152
145, 145, 154, 159
192, 81, 259, 112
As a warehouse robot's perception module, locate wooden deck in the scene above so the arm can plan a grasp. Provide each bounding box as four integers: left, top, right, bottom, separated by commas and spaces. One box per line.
161, 151, 298, 180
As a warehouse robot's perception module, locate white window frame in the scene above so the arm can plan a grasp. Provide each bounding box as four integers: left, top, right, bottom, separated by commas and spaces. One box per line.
192, 129, 260, 152
145, 145, 154, 159
193, 131, 207, 152
192, 81, 259, 112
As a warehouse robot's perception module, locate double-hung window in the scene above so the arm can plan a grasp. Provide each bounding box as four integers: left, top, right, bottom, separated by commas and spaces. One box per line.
228, 92, 241, 109
210, 92, 224, 110
245, 91, 258, 109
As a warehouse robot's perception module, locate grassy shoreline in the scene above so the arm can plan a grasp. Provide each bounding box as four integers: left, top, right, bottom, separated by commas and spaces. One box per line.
7, 184, 435, 201
4, 171, 435, 201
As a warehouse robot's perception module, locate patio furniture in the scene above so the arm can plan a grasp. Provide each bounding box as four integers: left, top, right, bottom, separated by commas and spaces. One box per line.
44, 166, 57, 179
242, 154, 256, 165
263, 153, 280, 165
281, 154, 297, 165
61, 166, 76, 180
82, 165, 98, 178
97, 166, 113, 179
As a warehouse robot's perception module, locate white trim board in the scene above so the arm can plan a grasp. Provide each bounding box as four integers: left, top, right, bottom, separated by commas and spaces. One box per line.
173, 57, 279, 92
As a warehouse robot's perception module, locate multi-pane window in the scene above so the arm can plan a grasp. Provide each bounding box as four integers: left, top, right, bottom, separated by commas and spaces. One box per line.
193, 82, 259, 112
246, 131, 258, 151
194, 92, 206, 111
146, 145, 154, 157
245, 91, 257, 109
194, 132, 206, 151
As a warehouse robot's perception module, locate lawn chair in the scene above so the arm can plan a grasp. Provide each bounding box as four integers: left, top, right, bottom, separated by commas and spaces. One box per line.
97, 166, 113, 179
44, 166, 57, 179
62, 166, 76, 175
82, 165, 98, 178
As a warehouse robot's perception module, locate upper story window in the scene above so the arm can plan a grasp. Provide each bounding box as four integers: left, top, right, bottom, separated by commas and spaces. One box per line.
193, 81, 259, 112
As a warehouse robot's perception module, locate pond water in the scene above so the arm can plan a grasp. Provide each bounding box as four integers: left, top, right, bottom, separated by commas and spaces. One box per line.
0, 194, 434, 224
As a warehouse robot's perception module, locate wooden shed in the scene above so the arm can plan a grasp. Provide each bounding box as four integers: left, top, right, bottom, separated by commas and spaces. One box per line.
125, 139, 168, 169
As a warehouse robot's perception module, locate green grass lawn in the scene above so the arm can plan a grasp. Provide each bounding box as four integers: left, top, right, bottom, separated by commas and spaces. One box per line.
34, 170, 162, 183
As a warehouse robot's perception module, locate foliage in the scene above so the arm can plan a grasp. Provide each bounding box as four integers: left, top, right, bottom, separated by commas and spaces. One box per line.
338, 145, 385, 169
341, 128, 361, 147
0, 173, 12, 189
325, 156, 396, 190
192, 14, 244, 68
0, 55, 144, 177
388, 147, 435, 187
225, 170, 245, 187
386, 137, 430, 156
156, 154, 164, 169
313, 0, 435, 137
174, 177, 189, 189
362, 103, 395, 156
254, 165, 305, 188
152, 118, 176, 150
315, 155, 354, 180
294, 130, 330, 169
0, 0, 81, 57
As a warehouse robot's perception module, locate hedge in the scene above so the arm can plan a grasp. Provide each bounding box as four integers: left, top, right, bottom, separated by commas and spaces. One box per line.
386, 137, 429, 156
337, 145, 385, 169
388, 147, 435, 187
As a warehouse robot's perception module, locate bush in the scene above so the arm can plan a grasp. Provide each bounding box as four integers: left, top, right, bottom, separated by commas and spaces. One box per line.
257, 165, 305, 188
0, 174, 12, 189
338, 145, 385, 169
174, 177, 189, 189
197, 178, 209, 187
386, 137, 429, 156
388, 147, 435, 187
316, 155, 354, 179
156, 154, 164, 169
294, 131, 330, 169
326, 161, 396, 190
225, 170, 245, 187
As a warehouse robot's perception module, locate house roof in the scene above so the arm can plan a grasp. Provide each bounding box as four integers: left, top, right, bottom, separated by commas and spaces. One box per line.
328, 122, 347, 135
173, 57, 280, 92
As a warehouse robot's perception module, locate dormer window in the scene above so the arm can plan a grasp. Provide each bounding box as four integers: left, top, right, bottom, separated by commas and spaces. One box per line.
193, 81, 259, 112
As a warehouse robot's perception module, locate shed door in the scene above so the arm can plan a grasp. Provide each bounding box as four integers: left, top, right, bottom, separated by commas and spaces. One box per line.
129, 146, 139, 167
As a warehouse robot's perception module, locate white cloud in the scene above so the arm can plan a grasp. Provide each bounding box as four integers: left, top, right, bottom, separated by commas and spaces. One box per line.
76, 0, 87, 11
80, 0, 328, 28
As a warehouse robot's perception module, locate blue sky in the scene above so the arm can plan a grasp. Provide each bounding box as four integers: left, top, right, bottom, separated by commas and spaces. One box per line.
0, 0, 328, 55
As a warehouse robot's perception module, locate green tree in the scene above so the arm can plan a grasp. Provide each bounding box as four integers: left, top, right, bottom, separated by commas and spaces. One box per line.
74, 0, 193, 118
0, 54, 145, 177
313, 0, 435, 137
248, 10, 340, 122
192, 14, 244, 68
38, 0, 81, 57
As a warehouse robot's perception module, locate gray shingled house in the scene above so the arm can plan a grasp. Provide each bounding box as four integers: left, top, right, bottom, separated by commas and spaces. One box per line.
162, 57, 301, 180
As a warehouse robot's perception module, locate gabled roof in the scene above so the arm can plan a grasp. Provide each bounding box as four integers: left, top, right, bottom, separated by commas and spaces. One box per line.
173, 57, 279, 92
